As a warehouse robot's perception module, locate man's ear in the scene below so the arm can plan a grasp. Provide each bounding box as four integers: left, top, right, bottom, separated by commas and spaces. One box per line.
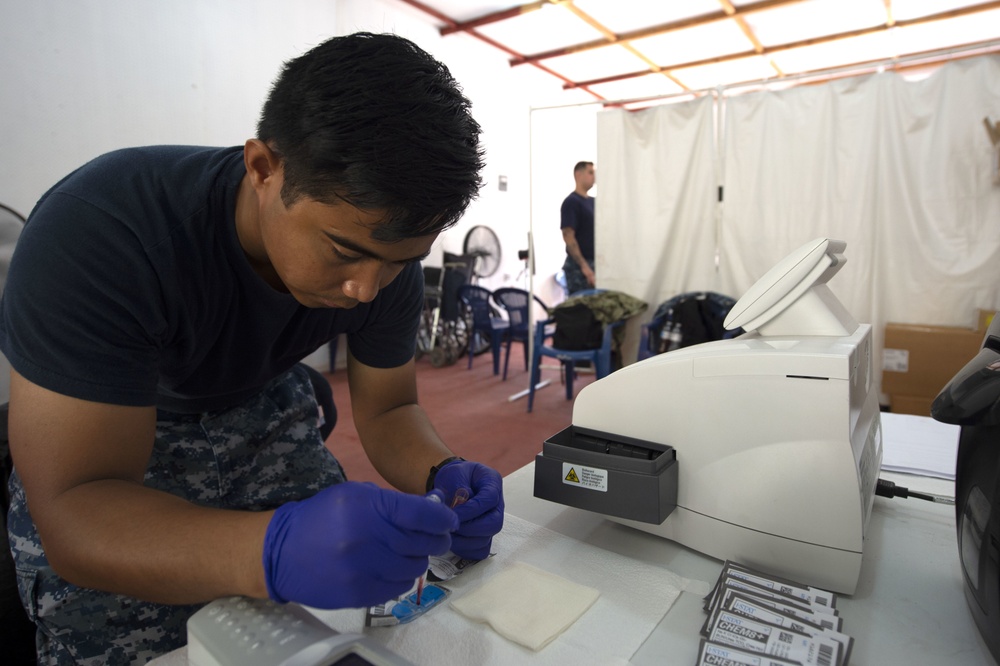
243, 139, 283, 194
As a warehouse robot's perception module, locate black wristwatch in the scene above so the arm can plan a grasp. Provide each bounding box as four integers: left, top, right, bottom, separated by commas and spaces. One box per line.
426, 456, 465, 492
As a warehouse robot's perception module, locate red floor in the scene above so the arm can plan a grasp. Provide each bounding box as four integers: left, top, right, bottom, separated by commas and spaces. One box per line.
321, 342, 596, 489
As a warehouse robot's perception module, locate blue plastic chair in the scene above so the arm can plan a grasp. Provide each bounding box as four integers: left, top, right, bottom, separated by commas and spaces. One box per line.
492, 287, 550, 381
527, 292, 624, 412
456, 285, 509, 374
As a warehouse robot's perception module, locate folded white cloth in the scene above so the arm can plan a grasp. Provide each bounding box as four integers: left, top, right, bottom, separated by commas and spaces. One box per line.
451, 561, 600, 651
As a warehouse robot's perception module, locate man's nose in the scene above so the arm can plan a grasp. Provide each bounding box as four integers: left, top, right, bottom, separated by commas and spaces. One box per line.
341, 262, 384, 304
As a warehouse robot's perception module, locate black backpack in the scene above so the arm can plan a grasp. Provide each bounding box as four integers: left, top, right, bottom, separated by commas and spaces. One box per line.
552, 303, 603, 350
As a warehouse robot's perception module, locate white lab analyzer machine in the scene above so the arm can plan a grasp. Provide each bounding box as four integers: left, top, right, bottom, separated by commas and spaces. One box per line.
534, 239, 882, 594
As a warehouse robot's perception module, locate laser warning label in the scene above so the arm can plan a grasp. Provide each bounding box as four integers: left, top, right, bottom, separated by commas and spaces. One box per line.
562, 462, 608, 492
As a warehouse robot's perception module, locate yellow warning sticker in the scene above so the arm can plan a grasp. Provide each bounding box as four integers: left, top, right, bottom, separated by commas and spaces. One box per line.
561, 462, 608, 492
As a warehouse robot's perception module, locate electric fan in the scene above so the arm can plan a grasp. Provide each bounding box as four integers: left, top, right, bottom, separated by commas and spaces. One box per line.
0, 203, 25, 271
0, 203, 25, 229
462, 225, 501, 280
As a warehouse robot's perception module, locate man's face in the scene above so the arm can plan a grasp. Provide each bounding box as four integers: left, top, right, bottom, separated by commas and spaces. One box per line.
578, 165, 596, 191
259, 193, 437, 309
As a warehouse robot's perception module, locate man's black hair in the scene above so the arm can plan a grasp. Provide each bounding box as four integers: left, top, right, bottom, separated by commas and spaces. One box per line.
573, 161, 593, 173
257, 32, 484, 241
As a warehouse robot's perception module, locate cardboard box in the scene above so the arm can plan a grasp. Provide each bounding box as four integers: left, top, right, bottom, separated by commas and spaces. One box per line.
882, 323, 983, 398
888, 394, 934, 417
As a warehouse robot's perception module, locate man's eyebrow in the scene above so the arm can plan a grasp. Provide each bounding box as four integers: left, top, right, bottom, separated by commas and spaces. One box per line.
324, 232, 431, 264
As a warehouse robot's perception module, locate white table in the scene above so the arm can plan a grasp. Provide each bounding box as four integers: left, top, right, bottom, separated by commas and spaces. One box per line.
503, 462, 996, 665
156, 459, 997, 665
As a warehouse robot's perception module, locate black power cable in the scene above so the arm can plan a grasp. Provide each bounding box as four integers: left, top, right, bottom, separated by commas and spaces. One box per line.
875, 478, 955, 505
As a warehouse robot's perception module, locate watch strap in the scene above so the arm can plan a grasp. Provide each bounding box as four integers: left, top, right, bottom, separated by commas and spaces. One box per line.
425, 456, 465, 492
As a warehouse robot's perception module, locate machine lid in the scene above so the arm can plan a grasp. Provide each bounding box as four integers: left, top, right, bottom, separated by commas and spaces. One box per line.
725, 238, 851, 336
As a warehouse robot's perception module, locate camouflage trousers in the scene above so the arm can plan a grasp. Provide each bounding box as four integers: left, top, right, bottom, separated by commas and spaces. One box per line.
562, 256, 594, 296
6, 365, 346, 665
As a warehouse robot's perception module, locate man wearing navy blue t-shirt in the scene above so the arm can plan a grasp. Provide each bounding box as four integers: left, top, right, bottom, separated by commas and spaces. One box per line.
560, 161, 596, 295
0, 33, 504, 664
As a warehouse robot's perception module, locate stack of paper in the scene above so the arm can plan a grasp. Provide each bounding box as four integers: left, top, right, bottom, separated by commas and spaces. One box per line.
879, 412, 960, 480
697, 561, 853, 666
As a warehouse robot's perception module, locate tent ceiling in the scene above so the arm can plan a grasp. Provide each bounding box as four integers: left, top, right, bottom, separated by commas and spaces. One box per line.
395, 0, 1000, 104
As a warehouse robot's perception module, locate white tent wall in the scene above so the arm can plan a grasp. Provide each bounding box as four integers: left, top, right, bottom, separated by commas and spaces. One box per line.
598, 54, 1000, 400
0, 0, 343, 219
596, 96, 722, 361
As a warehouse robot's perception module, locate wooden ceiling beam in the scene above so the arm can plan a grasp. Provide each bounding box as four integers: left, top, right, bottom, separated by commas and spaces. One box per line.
509, 0, 806, 66
884, 0, 896, 27
602, 41, 999, 110
717, 0, 784, 80
562, 1, 616, 41
564, 1, 1000, 89
438, 1, 550, 36
394, 0, 607, 101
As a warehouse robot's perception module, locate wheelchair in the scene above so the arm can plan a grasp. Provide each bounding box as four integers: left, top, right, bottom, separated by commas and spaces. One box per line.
415, 253, 474, 368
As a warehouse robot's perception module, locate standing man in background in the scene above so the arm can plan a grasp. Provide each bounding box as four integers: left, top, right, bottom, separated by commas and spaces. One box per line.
560, 161, 596, 295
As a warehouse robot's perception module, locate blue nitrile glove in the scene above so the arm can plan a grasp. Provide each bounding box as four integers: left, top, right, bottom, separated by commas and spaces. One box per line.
430, 460, 504, 560
263, 482, 458, 609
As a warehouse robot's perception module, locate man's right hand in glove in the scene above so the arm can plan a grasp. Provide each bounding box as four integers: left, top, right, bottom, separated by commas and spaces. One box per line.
262, 482, 458, 609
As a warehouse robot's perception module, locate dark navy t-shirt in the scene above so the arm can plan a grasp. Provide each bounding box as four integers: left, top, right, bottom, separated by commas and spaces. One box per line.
559, 191, 595, 263
0, 146, 423, 413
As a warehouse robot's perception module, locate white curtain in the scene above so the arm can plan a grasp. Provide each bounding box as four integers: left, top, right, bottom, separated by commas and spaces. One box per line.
596, 95, 720, 359
599, 55, 1000, 395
